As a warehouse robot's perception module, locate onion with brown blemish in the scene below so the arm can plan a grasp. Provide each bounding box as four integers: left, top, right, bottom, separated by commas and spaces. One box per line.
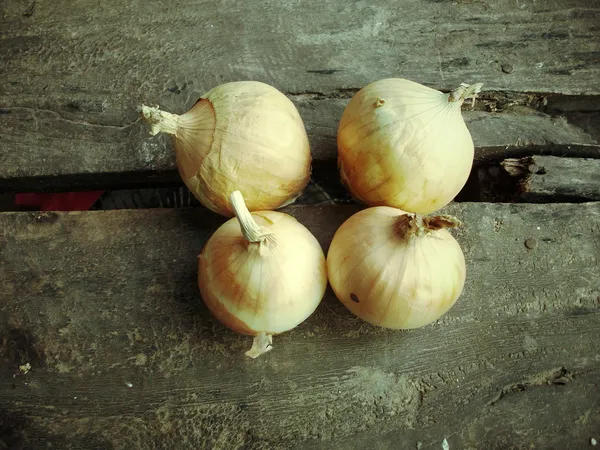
198, 191, 327, 358
326, 206, 466, 329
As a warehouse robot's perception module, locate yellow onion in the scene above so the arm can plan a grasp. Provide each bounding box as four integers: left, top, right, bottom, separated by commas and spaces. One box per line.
198, 190, 327, 357
141, 81, 312, 217
337, 78, 483, 214
326, 206, 466, 329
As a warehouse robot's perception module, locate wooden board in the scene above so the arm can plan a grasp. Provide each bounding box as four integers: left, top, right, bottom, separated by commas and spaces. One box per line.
502, 155, 600, 202
1, 0, 599, 190
1, 203, 599, 449
2, 0, 599, 97
1, 98, 598, 192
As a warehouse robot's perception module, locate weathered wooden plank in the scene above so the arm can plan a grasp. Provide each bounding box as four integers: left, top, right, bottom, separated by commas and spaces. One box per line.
1, 203, 599, 449
502, 155, 600, 202
2, 0, 599, 98
1, 0, 599, 190
314, 368, 600, 450
0, 99, 597, 191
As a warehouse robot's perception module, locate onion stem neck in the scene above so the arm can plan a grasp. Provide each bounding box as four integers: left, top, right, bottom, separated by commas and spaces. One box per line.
396, 213, 462, 238
448, 82, 484, 107
140, 105, 180, 136
230, 191, 270, 243
245, 332, 273, 358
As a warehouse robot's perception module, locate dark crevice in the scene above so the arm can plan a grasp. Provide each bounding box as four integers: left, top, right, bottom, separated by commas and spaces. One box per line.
2, 149, 598, 211
287, 88, 360, 100
487, 367, 573, 407
288, 86, 599, 108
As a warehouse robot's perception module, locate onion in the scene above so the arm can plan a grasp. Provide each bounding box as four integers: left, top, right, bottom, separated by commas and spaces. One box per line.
337, 78, 483, 214
198, 190, 327, 357
326, 206, 466, 329
141, 81, 312, 217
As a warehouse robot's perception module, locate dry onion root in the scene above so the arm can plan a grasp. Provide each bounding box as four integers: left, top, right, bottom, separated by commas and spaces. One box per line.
326, 206, 466, 329
337, 78, 483, 214
141, 81, 312, 217
198, 190, 327, 358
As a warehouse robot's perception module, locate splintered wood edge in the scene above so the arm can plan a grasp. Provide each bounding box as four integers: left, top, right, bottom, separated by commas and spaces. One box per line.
501, 155, 600, 202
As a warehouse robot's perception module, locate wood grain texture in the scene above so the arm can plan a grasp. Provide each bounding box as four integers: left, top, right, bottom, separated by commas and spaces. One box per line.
0, 98, 598, 191
1, 0, 599, 190
2, 0, 599, 97
1, 203, 599, 449
502, 155, 600, 202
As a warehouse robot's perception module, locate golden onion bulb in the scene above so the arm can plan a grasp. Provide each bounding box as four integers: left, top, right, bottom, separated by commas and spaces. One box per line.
337, 78, 483, 214
141, 81, 312, 217
326, 206, 466, 329
198, 191, 327, 357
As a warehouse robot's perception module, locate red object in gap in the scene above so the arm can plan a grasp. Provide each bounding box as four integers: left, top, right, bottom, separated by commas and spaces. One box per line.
14, 191, 104, 211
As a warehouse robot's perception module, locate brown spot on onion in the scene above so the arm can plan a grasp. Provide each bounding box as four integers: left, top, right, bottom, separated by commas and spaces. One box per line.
326, 206, 466, 330
198, 266, 256, 336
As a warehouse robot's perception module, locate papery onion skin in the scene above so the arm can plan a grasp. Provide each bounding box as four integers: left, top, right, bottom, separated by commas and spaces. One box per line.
198, 207, 327, 339
337, 78, 481, 215
326, 206, 466, 329
142, 81, 312, 217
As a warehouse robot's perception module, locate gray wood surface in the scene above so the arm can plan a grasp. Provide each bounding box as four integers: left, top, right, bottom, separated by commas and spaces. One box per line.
2, 0, 599, 97
1, 98, 597, 191
1, 0, 599, 190
503, 155, 600, 202
1, 203, 599, 449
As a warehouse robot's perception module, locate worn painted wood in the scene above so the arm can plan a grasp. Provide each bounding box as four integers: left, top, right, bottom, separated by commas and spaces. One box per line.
1, 203, 599, 449
1, 0, 599, 190
502, 155, 600, 202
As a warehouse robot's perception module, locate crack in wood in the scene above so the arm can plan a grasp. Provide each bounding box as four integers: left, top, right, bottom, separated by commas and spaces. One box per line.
499, 155, 600, 202
286, 88, 553, 112
486, 367, 573, 407
0, 106, 140, 130
287, 89, 600, 117
287, 88, 360, 100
